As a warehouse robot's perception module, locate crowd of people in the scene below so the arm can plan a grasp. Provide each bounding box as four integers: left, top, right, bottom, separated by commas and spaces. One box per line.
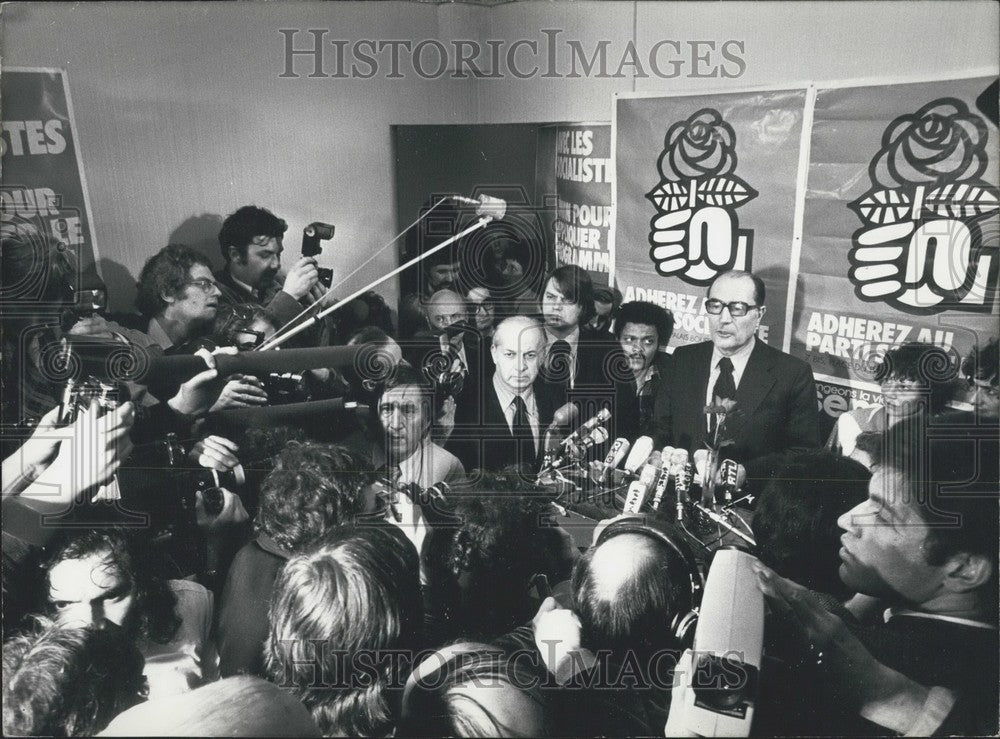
1, 201, 998, 736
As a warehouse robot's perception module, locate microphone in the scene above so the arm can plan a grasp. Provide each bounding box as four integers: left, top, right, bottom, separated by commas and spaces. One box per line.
563, 407, 611, 449
648, 446, 676, 512
568, 426, 610, 460
719, 459, 740, 504
544, 403, 579, 454
623, 435, 654, 475
670, 449, 692, 521
598, 437, 631, 484
450, 194, 508, 220
623, 451, 662, 513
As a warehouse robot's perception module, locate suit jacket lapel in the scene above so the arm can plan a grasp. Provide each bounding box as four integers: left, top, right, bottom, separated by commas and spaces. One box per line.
730, 342, 777, 440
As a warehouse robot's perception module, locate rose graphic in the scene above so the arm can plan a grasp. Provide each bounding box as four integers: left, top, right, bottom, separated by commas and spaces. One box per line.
848, 97, 999, 314
646, 109, 757, 284
870, 99, 989, 189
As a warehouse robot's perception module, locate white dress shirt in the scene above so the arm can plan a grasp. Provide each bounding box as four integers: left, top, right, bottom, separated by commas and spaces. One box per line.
705, 337, 756, 430
493, 374, 540, 453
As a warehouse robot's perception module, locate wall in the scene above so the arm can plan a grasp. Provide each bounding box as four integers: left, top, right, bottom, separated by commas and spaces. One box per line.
3, 0, 997, 312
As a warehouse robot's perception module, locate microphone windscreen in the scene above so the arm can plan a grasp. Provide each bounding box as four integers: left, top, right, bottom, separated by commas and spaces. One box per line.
144, 345, 361, 385
623, 435, 654, 473
552, 402, 578, 427
476, 194, 507, 220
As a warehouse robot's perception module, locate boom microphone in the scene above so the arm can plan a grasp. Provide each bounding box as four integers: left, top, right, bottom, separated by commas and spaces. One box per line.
450, 194, 508, 220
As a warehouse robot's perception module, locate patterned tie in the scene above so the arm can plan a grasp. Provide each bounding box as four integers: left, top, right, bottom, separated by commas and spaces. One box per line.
547, 339, 573, 390
512, 395, 537, 468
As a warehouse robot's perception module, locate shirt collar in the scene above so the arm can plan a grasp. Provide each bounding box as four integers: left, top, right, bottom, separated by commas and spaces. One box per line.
493, 373, 535, 413
711, 336, 756, 377
228, 271, 257, 297
884, 607, 998, 630
545, 326, 580, 352
145, 317, 174, 351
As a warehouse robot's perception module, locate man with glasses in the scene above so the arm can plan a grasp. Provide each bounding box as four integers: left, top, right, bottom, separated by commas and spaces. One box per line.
652, 270, 818, 464
215, 205, 324, 338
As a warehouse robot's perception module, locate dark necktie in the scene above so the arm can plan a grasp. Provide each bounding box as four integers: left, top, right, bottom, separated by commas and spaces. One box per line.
710, 357, 737, 437
512, 394, 537, 467
547, 339, 573, 389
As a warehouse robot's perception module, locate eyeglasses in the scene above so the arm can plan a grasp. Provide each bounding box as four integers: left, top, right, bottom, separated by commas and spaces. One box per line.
185, 278, 220, 293
705, 299, 759, 317
470, 302, 493, 314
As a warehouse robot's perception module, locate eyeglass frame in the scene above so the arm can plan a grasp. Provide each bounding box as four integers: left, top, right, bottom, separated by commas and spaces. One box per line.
704, 299, 761, 317
183, 278, 221, 293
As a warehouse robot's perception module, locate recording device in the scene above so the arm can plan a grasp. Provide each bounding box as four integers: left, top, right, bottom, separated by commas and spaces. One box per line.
58, 374, 126, 425
301, 221, 335, 288
666, 549, 764, 737
563, 407, 611, 449
263, 372, 312, 405
183, 465, 246, 515
622, 451, 662, 513
544, 403, 579, 455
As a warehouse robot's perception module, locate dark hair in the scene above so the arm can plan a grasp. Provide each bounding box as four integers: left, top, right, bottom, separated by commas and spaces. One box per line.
873, 342, 959, 413
46, 529, 179, 644
869, 410, 999, 573
265, 526, 422, 737
134, 243, 213, 319
255, 443, 375, 554
218, 205, 287, 263
2, 618, 146, 737
962, 338, 999, 386
332, 292, 396, 344
572, 525, 693, 665
710, 270, 765, 306
443, 485, 555, 640
751, 451, 870, 600
1, 218, 76, 308
614, 301, 674, 345
544, 265, 595, 324
399, 645, 549, 737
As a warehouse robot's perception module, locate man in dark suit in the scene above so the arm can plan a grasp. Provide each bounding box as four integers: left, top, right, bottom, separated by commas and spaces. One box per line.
652, 270, 819, 464
446, 316, 559, 475
538, 265, 616, 420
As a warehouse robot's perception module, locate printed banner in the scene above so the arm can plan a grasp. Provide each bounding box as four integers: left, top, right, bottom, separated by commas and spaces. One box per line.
791, 76, 999, 406
1, 68, 100, 299
552, 124, 612, 283
612, 90, 808, 348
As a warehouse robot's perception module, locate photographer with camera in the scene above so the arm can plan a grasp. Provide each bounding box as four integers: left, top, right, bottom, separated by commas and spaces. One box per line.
215, 206, 332, 347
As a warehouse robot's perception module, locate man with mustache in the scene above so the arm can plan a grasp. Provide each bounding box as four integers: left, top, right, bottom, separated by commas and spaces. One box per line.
613, 301, 673, 441
215, 205, 323, 338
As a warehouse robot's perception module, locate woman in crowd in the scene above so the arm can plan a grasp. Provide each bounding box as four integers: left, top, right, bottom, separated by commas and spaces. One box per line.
826, 342, 958, 465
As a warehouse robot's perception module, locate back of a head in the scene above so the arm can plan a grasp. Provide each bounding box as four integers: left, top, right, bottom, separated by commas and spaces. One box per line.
399, 643, 549, 738
99, 676, 320, 737
3, 619, 145, 737
265, 526, 422, 736
751, 451, 871, 600
255, 442, 374, 554
445, 480, 553, 638
572, 522, 696, 665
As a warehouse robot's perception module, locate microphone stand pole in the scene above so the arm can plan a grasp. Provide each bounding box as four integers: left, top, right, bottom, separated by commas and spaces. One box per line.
257, 215, 494, 351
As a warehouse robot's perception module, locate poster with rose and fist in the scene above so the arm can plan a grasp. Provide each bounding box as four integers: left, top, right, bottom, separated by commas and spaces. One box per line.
612, 76, 998, 418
